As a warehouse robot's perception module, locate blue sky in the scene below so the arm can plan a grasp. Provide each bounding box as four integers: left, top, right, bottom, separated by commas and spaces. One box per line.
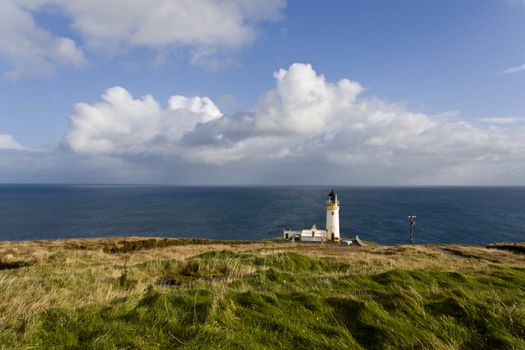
1, 0, 525, 184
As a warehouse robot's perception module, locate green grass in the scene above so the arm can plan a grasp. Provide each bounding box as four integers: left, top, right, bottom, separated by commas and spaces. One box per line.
1, 240, 525, 349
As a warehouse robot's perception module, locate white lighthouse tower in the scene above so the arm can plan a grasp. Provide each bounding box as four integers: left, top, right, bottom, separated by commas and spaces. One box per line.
325, 189, 340, 241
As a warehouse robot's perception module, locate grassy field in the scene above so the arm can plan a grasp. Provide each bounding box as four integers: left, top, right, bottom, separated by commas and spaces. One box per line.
1, 237, 525, 349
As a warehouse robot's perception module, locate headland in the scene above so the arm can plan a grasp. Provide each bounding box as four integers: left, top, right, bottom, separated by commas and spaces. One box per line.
1, 237, 524, 349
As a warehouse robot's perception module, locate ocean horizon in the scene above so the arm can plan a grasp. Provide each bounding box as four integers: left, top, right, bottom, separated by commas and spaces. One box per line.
1, 184, 524, 245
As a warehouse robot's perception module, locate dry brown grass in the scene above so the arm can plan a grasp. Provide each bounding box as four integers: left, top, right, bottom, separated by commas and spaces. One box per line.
434, 244, 525, 265
1, 237, 525, 349
1, 237, 524, 332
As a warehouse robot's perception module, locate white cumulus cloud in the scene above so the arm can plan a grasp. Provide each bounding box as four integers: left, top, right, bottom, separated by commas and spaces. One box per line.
65, 86, 222, 155
0, 0, 85, 78
0, 0, 286, 77
60, 0, 285, 50
63, 63, 525, 184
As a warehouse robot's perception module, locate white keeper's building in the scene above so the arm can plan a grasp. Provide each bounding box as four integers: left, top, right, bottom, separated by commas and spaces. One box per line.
283, 189, 341, 242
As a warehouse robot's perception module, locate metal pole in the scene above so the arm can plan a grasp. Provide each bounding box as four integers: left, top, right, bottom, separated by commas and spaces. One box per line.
408, 215, 416, 244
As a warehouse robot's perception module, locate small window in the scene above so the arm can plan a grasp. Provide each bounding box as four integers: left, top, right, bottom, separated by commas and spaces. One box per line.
332, 211, 334, 216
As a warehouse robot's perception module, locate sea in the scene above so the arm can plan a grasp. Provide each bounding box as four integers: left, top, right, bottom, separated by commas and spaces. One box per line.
0, 185, 524, 245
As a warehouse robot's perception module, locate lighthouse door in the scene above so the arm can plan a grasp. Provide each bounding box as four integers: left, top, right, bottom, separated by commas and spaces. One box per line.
331, 233, 334, 240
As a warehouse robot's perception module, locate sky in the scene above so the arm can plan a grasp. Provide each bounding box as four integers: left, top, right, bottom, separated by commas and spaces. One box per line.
1, 0, 525, 185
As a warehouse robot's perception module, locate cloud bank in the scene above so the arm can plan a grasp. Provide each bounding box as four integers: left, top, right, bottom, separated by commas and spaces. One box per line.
0, 133, 26, 151
0, 0, 286, 77
52, 63, 525, 185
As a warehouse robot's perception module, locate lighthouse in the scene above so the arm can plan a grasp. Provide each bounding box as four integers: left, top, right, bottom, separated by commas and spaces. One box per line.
325, 189, 340, 241
283, 188, 343, 242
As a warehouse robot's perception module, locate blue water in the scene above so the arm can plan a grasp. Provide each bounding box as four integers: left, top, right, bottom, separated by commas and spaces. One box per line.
0, 185, 524, 245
